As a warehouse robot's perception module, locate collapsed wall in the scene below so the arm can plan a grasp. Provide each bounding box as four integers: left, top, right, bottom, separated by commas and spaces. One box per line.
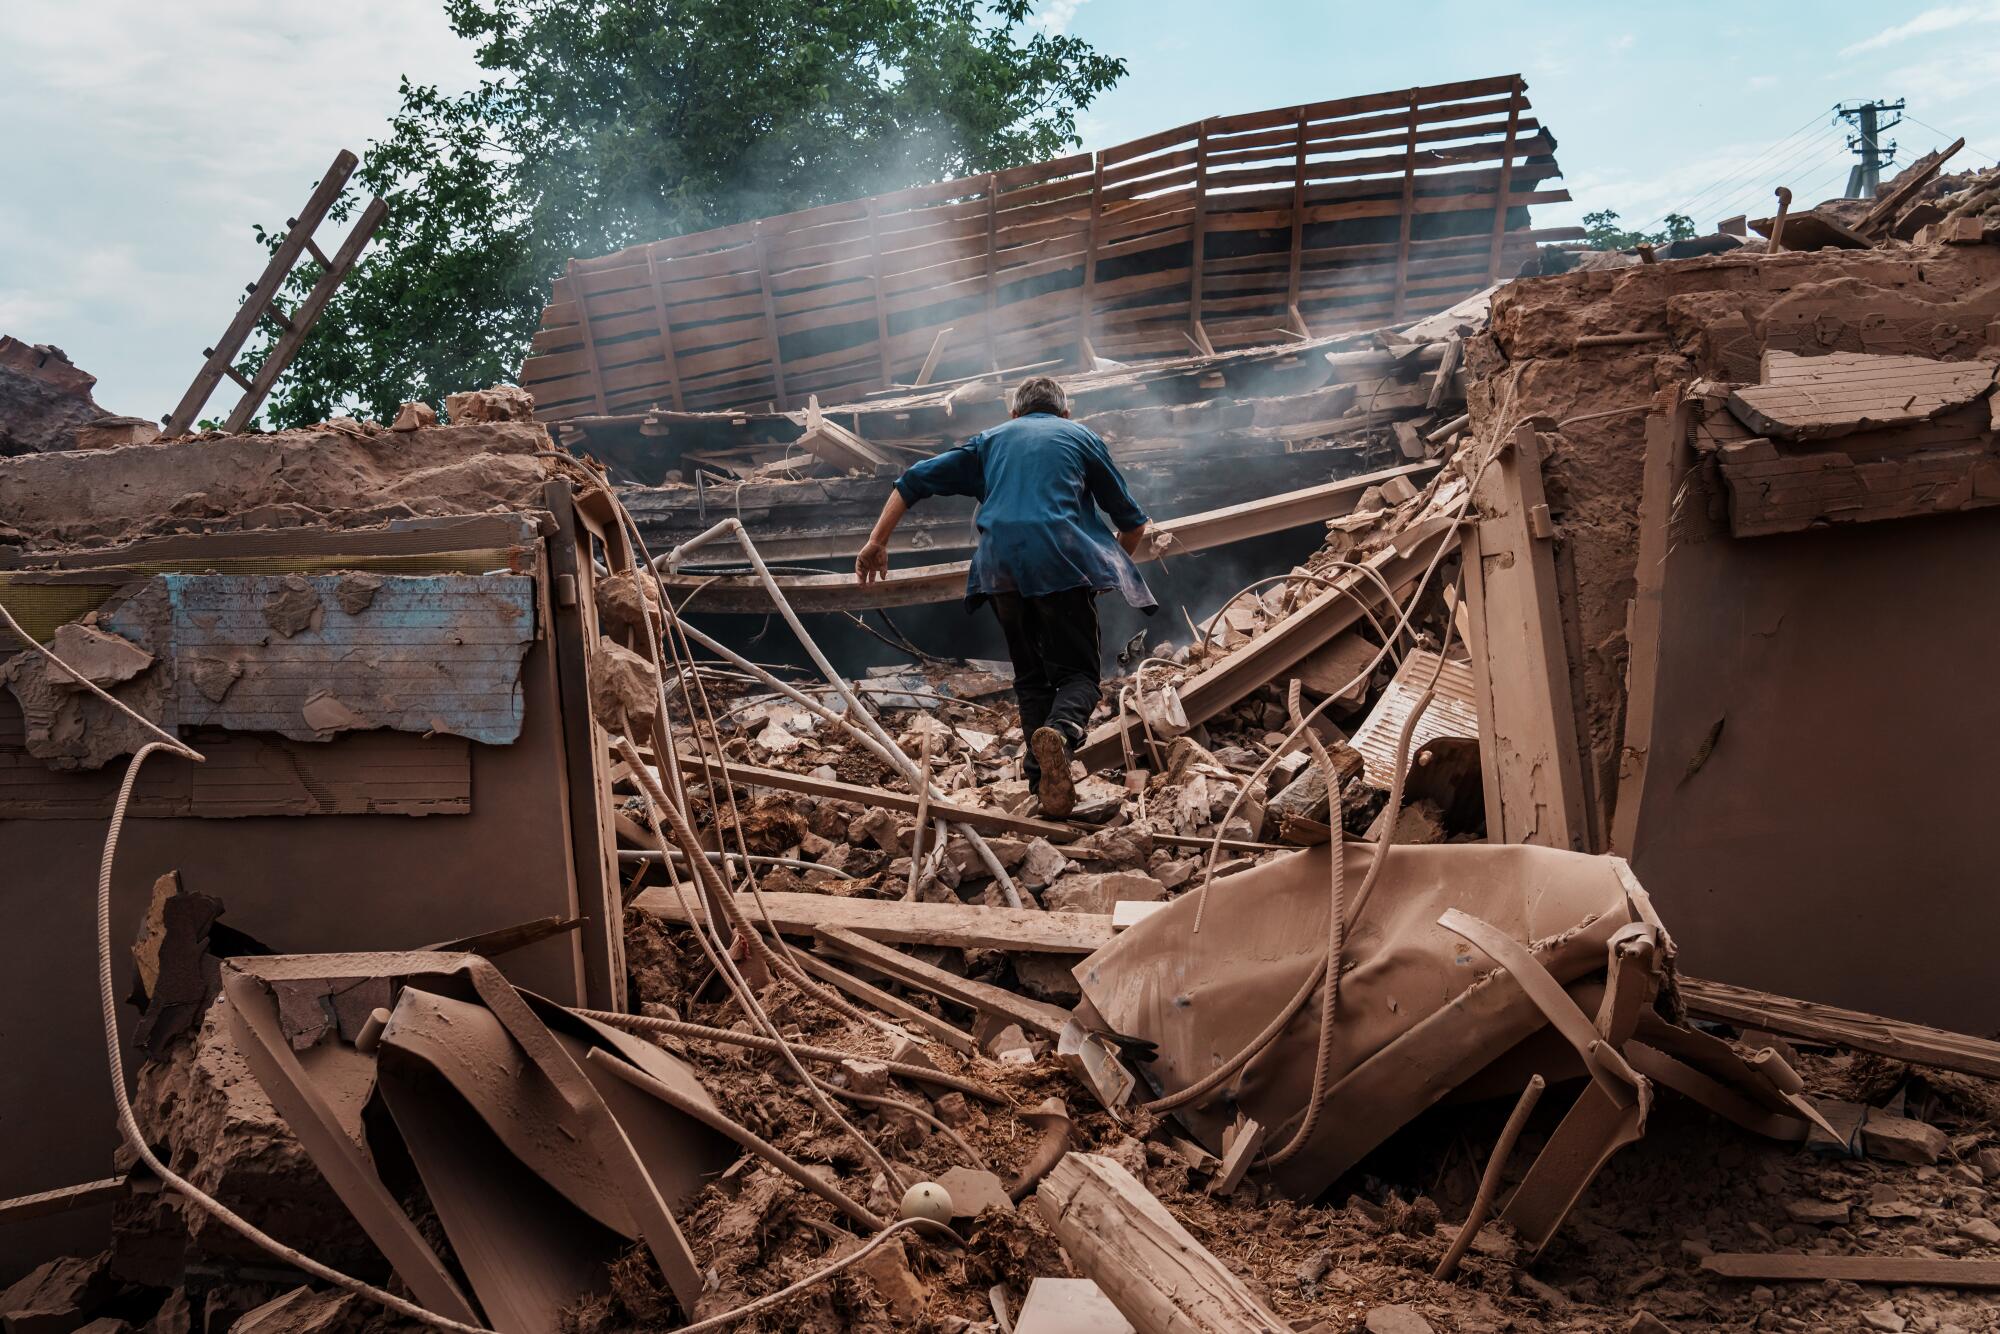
1460, 236, 2000, 1028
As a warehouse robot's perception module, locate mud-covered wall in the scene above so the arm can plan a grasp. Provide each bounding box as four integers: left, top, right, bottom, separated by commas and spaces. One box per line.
0, 634, 587, 1280
1469, 245, 2000, 842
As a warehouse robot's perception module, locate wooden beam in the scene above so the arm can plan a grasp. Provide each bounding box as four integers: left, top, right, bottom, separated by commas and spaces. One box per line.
634, 889, 1114, 954
791, 947, 978, 1053
1284, 108, 1309, 336
983, 174, 1000, 373
1391, 88, 1421, 321
1484, 78, 1524, 284
913, 326, 954, 388
668, 753, 1077, 842
816, 925, 1072, 1036
1187, 120, 1213, 353
1078, 153, 1106, 369
1702, 1253, 2000, 1290
565, 260, 612, 416
661, 461, 1436, 614
1458, 423, 1592, 850
753, 228, 791, 410
643, 248, 687, 411
1077, 514, 1451, 769
866, 200, 894, 388
1035, 1154, 1291, 1334
1678, 976, 2000, 1081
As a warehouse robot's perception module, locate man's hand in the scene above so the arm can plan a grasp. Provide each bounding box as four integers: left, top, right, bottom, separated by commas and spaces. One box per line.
1117, 522, 1151, 558
856, 540, 890, 584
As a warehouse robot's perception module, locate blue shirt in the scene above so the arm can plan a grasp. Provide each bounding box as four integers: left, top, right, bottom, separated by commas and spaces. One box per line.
894, 413, 1156, 611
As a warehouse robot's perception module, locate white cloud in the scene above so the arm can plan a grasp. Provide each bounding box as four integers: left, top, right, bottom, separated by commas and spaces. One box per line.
1877, 43, 2000, 105
1610, 33, 1636, 51
0, 3, 483, 417
1841, 3, 2000, 56
1033, 0, 1088, 36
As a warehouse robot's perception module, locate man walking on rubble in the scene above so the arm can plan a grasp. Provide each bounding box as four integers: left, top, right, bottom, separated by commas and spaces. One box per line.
856, 375, 1154, 818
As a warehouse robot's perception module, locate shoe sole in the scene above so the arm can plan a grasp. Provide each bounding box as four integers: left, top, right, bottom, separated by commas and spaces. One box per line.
1031, 727, 1077, 818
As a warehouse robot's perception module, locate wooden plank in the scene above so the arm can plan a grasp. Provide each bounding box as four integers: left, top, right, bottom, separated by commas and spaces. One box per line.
669, 753, 1077, 842
1187, 121, 1213, 355
1036, 1154, 1291, 1334
791, 948, 978, 1053
663, 462, 1435, 614
1701, 1253, 2000, 1290
1392, 88, 1420, 321
643, 249, 686, 411
635, 889, 1115, 954
816, 925, 1072, 1036
1485, 78, 1523, 283
753, 230, 790, 410
1678, 976, 2000, 1080
1284, 108, 1309, 336
1460, 423, 1592, 850
1610, 404, 1690, 856
1078, 516, 1450, 769
1728, 352, 1997, 442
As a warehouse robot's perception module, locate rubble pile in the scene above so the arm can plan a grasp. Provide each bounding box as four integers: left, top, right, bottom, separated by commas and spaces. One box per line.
0, 337, 157, 459
11, 160, 2000, 1334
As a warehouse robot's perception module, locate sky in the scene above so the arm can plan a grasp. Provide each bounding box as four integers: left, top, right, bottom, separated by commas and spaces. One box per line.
4, 1, 1998, 420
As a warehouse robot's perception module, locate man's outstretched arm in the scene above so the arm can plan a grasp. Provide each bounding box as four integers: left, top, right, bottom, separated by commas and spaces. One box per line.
857, 438, 984, 583
855, 490, 908, 584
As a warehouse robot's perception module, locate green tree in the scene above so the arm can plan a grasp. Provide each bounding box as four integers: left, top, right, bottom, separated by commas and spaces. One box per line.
249, 0, 1126, 428
1581, 208, 1697, 252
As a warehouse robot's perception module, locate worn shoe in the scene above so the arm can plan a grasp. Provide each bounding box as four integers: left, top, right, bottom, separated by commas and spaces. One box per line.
1030, 726, 1077, 818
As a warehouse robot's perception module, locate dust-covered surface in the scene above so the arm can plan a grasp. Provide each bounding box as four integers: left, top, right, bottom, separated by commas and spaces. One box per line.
0, 418, 553, 550
19, 229, 2000, 1334
1470, 241, 2000, 837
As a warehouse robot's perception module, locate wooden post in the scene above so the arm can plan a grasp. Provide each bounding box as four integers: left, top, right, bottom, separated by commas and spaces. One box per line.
1484, 78, 1524, 284
1392, 88, 1422, 322
566, 259, 611, 415
1285, 108, 1311, 338
643, 248, 686, 411
983, 173, 1000, 373
1078, 154, 1106, 369
1035, 1154, 1290, 1334
1187, 121, 1215, 357
753, 226, 791, 410
866, 199, 894, 388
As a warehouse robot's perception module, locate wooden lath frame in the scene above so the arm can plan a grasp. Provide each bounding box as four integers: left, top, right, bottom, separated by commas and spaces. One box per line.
522, 74, 1572, 422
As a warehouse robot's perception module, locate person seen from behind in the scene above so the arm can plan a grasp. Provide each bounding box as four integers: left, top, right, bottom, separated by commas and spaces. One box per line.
855, 375, 1154, 817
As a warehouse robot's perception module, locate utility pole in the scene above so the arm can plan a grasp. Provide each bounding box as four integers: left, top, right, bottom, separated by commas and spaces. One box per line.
1834, 99, 1904, 199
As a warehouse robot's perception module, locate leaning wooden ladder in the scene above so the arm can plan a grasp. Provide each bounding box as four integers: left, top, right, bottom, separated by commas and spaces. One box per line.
160, 149, 387, 437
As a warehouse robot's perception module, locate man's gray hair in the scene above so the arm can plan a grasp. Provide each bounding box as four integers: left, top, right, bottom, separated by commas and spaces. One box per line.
1012, 375, 1068, 417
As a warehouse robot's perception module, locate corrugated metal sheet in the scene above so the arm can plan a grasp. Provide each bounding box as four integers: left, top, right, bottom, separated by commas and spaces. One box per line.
1351, 648, 1480, 788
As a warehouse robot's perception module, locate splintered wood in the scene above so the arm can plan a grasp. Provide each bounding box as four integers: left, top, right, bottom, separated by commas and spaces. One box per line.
1717, 350, 2000, 537
1034, 1154, 1290, 1334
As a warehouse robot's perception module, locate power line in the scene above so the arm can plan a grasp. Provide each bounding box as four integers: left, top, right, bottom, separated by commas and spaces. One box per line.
1644, 107, 1832, 231
1698, 133, 1852, 229
1902, 112, 2000, 165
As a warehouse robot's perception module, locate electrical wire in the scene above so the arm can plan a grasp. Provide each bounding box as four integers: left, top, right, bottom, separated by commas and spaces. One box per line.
1642, 107, 1832, 231
0, 599, 494, 1333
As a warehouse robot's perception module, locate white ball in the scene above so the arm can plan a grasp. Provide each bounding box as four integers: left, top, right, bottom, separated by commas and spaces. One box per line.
898, 1181, 955, 1224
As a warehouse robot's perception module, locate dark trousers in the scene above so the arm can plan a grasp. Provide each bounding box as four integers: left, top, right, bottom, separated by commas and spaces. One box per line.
989, 588, 1101, 783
